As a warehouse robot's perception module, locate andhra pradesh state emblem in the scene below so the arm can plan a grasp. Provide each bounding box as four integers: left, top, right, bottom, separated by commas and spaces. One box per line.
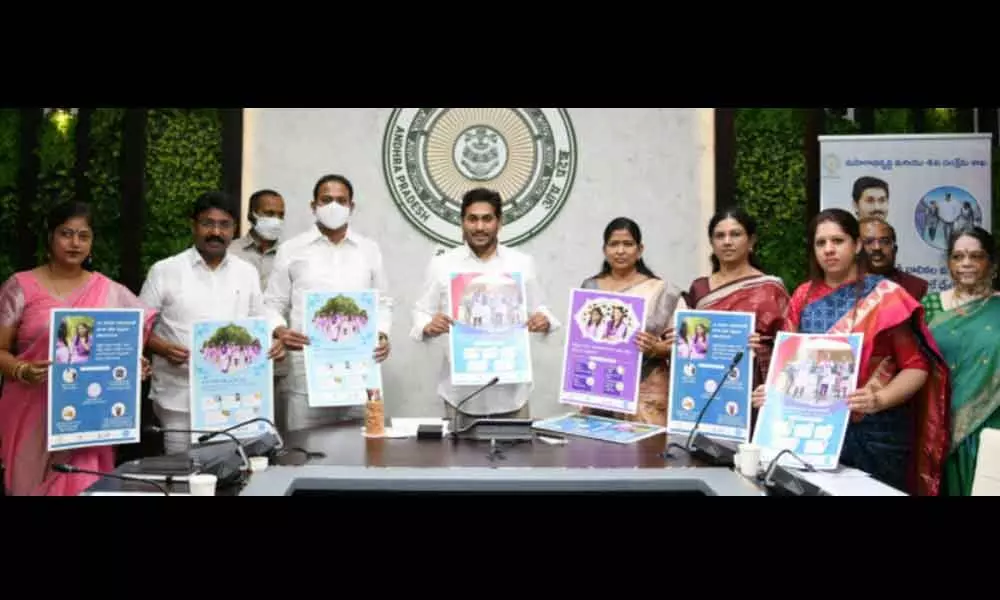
381, 108, 578, 247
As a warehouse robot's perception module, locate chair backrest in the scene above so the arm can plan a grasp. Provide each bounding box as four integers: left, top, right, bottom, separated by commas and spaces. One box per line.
971, 428, 1000, 496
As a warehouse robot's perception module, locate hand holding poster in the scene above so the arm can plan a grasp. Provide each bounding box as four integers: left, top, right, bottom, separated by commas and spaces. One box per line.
48, 308, 144, 452
666, 309, 755, 443
558, 288, 646, 415
190, 318, 275, 443
751, 332, 864, 470
303, 291, 383, 408
447, 271, 532, 386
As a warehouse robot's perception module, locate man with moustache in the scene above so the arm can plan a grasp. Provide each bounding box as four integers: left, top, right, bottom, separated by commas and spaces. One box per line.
140, 192, 287, 454
859, 216, 929, 301
411, 187, 560, 428
264, 174, 392, 433
852, 176, 890, 221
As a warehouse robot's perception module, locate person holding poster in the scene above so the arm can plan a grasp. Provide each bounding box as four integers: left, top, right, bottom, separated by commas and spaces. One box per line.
577, 217, 685, 425
141, 192, 286, 454
921, 227, 1000, 495
0, 202, 156, 496
684, 207, 790, 390
265, 175, 392, 432
752, 209, 950, 495
411, 188, 559, 426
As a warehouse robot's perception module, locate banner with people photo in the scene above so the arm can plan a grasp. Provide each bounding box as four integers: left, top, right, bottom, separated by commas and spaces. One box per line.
666, 309, 755, 443
446, 271, 532, 386
558, 288, 647, 415
302, 291, 383, 408
48, 308, 144, 452
819, 133, 993, 294
189, 317, 275, 443
751, 332, 864, 471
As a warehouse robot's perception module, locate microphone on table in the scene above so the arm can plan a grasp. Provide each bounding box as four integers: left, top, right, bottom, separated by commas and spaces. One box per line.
195, 417, 324, 464
445, 376, 501, 437
664, 351, 744, 467
196, 417, 283, 449
145, 425, 250, 474
52, 464, 170, 496
759, 449, 825, 497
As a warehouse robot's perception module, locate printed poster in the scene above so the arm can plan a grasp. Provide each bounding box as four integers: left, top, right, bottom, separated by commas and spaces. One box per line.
533, 413, 666, 445
189, 318, 275, 443
303, 291, 382, 408
751, 332, 864, 471
819, 133, 992, 295
666, 309, 755, 443
447, 271, 532, 386
559, 288, 646, 415
48, 308, 144, 452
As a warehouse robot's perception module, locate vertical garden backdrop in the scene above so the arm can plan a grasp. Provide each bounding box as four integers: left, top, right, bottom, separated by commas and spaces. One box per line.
0, 108, 996, 293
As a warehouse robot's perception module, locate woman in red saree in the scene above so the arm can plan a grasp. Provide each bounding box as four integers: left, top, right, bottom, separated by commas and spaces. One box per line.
753, 209, 950, 495
684, 207, 790, 389
0, 202, 156, 496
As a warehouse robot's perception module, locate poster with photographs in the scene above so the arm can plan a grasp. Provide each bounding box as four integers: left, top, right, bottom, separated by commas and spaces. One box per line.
48, 308, 144, 451
558, 288, 646, 415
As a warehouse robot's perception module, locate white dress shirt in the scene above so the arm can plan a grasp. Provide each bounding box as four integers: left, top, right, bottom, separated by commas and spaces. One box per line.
263, 226, 393, 401
410, 243, 561, 416
139, 248, 286, 413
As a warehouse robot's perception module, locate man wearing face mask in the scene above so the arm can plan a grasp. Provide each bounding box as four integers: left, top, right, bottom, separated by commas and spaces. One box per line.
859, 216, 929, 301
229, 189, 286, 291
264, 174, 393, 433
140, 192, 287, 455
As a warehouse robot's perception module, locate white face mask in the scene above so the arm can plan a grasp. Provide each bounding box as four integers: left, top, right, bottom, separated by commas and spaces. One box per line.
315, 202, 351, 230
253, 215, 284, 241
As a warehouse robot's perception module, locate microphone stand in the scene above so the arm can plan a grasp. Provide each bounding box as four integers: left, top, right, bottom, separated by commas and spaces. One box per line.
53, 464, 170, 496
663, 351, 744, 465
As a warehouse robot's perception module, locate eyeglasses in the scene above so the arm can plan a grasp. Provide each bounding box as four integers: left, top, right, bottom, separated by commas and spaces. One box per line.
197, 219, 234, 231
949, 251, 990, 263
57, 227, 93, 243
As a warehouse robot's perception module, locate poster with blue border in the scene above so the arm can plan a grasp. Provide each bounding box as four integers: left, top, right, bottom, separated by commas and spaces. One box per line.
666, 309, 755, 443
302, 291, 382, 407
48, 308, 144, 452
751, 332, 864, 471
189, 317, 275, 443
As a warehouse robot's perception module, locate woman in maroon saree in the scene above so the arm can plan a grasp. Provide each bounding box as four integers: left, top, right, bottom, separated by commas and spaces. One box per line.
684, 208, 790, 389
0, 202, 156, 496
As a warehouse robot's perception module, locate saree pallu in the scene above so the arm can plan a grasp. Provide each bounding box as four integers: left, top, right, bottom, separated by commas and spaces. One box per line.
798, 275, 950, 496
924, 293, 1000, 496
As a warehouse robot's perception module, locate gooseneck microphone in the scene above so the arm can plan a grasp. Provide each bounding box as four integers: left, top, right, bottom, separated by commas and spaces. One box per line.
452, 376, 502, 418
52, 464, 170, 496
145, 425, 250, 473
196, 417, 283, 449
664, 351, 744, 461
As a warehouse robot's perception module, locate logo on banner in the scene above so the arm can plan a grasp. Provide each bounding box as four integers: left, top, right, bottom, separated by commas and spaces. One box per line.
381, 108, 578, 247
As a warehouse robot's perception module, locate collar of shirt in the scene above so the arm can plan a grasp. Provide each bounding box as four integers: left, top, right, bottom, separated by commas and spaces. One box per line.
237, 233, 279, 256
186, 246, 234, 271
461, 242, 504, 263
306, 225, 359, 248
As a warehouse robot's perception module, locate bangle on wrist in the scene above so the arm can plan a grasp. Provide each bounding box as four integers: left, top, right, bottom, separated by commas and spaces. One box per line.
12, 362, 26, 382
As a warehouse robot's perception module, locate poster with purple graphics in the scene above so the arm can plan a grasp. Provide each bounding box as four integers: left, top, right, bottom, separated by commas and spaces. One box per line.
558, 289, 646, 415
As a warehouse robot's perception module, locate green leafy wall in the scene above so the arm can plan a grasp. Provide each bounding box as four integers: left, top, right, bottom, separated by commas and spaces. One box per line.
0, 109, 223, 284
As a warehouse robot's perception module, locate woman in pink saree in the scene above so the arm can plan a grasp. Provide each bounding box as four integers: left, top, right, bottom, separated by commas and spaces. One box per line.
0, 202, 156, 496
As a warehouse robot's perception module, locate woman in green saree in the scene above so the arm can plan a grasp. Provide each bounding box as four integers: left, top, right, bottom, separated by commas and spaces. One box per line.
922, 226, 1000, 496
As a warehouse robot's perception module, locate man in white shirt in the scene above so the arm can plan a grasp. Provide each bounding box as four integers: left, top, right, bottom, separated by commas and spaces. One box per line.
411, 187, 560, 426
140, 192, 287, 455
265, 174, 392, 433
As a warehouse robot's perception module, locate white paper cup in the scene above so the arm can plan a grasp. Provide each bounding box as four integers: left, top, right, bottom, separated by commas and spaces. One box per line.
736, 443, 761, 478
188, 473, 218, 497
250, 456, 269, 472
